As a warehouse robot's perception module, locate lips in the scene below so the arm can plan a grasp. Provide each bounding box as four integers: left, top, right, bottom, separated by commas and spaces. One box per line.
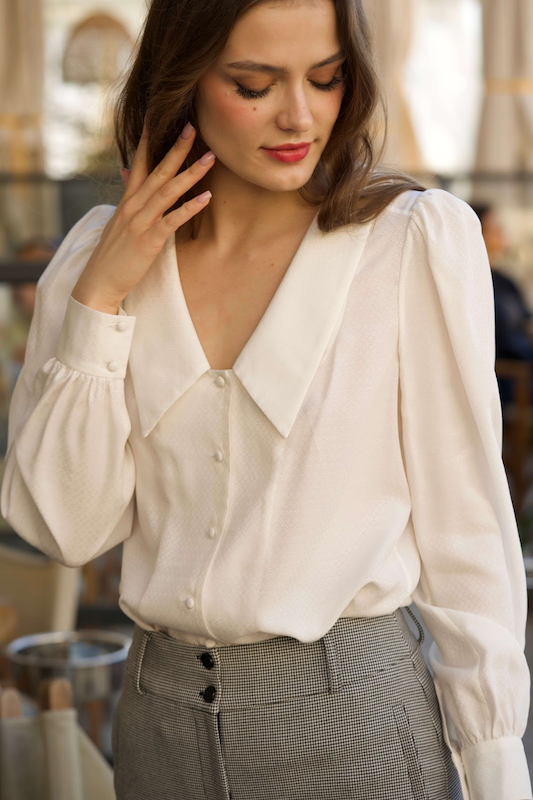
265, 142, 312, 150
261, 143, 311, 162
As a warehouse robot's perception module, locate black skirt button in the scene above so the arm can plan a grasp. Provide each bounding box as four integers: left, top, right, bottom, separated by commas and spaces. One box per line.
200, 685, 216, 703
197, 652, 214, 669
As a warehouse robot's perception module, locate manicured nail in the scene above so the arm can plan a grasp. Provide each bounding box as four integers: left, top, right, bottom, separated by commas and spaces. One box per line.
180, 122, 194, 139
199, 150, 216, 165
196, 190, 212, 203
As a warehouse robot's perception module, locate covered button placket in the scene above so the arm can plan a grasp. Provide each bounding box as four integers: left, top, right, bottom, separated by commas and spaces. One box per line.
183, 369, 232, 652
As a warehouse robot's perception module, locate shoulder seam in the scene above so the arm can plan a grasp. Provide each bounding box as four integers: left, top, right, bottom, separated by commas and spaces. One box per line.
399, 189, 428, 262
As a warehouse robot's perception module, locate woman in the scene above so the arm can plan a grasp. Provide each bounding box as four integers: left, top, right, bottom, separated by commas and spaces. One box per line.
1, 0, 531, 798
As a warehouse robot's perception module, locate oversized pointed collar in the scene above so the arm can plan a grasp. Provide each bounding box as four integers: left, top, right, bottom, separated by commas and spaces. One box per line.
122, 213, 375, 439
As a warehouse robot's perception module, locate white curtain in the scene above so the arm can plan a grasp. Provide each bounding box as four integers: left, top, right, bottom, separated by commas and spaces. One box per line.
363, 0, 425, 172
0, 0, 50, 250
475, 0, 533, 171
0, 0, 45, 174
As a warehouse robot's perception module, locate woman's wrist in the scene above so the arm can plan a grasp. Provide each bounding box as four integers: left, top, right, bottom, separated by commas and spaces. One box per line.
71, 286, 120, 315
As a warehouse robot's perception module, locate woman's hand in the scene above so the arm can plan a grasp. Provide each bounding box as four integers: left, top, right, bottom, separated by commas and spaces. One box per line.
71, 120, 216, 314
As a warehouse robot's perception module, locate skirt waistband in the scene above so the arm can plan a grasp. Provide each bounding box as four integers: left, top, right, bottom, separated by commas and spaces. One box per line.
124, 607, 424, 713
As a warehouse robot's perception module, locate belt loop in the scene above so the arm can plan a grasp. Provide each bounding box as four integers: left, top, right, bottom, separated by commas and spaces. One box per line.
135, 630, 153, 695
321, 625, 342, 695
403, 606, 425, 645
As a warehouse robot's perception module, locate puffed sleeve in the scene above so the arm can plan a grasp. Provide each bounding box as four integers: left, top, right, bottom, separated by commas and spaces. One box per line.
0, 204, 138, 568
398, 188, 532, 800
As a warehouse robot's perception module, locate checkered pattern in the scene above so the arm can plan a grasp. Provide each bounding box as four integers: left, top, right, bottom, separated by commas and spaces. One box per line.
112, 607, 463, 800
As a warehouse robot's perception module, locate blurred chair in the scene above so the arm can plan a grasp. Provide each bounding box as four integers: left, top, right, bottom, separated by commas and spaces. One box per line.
0, 543, 81, 641
495, 358, 533, 514
0, 678, 115, 800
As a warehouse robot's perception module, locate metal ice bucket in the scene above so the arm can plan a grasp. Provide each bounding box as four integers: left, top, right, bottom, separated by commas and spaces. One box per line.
4, 629, 132, 703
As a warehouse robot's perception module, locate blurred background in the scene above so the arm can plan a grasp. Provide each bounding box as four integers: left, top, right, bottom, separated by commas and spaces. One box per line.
2, 0, 533, 795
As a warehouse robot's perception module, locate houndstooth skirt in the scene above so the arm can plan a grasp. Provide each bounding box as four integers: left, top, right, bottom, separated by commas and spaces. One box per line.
112, 606, 464, 800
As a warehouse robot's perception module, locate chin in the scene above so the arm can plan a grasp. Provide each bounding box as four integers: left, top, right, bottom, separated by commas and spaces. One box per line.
246, 166, 316, 193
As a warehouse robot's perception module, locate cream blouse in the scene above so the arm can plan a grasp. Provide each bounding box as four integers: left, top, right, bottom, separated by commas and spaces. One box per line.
1, 187, 531, 800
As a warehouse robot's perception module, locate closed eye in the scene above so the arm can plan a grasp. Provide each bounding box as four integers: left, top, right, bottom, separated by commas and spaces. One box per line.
235, 75, 343, 100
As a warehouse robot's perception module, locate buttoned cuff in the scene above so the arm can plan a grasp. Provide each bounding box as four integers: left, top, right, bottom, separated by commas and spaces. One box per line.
56, 295, 136, 379
460, 736, 532, 800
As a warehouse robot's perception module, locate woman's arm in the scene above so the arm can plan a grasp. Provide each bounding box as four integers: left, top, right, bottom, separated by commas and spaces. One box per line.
0, 206, 138, 568
398, 188, 532, 800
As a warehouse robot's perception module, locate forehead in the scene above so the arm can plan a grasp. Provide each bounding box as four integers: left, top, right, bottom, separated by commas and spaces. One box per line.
221, 0, 340, 60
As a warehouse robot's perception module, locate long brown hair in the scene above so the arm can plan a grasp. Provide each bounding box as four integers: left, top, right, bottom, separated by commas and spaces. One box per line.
113, 0, 427, 237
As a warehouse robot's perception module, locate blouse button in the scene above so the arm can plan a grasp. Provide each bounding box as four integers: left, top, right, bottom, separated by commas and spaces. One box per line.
215, 375, 226, 387
213, 450, 223, 462
116, 319, 128, 332
185, 597, 195, 609
107, 361, 119, 372
208, 526, 216, 538
204, 639, 217, 649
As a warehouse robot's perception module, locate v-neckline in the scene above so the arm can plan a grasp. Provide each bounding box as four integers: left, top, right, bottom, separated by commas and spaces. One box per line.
170, 211, 320, 374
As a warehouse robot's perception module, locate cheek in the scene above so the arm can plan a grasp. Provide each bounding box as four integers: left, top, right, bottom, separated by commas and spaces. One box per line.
324, 90, 343, 122
204, 89, 264, 135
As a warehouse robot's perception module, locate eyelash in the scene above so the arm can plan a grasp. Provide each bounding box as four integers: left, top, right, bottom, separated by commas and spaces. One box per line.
235, 75, 343, 100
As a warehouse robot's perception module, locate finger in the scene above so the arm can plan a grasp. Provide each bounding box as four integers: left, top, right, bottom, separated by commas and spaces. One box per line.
156, 190, 212, 239
132, 124, 198, 207
137, 151, 215, 227
126, 117, 150, 195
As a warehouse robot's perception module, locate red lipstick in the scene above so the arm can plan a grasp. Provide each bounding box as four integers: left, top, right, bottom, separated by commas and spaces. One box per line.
261, 142, 312, 162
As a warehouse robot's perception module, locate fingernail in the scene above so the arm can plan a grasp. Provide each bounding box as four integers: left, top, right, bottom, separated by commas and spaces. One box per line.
180, 122, 194, 139
196, 190, 212, 203
199, 150, 215, 165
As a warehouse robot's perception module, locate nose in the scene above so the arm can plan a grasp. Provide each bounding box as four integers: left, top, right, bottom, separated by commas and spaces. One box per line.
276, 84, 313, 133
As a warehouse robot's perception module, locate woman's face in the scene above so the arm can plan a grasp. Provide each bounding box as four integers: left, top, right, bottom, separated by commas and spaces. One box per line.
194, 0, 345, 194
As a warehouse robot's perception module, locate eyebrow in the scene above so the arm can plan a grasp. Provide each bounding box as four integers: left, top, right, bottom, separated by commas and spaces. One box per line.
225, 50, 345, 74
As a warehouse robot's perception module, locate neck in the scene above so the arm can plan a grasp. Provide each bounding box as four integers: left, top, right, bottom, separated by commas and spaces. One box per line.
178, 163, 318, 256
